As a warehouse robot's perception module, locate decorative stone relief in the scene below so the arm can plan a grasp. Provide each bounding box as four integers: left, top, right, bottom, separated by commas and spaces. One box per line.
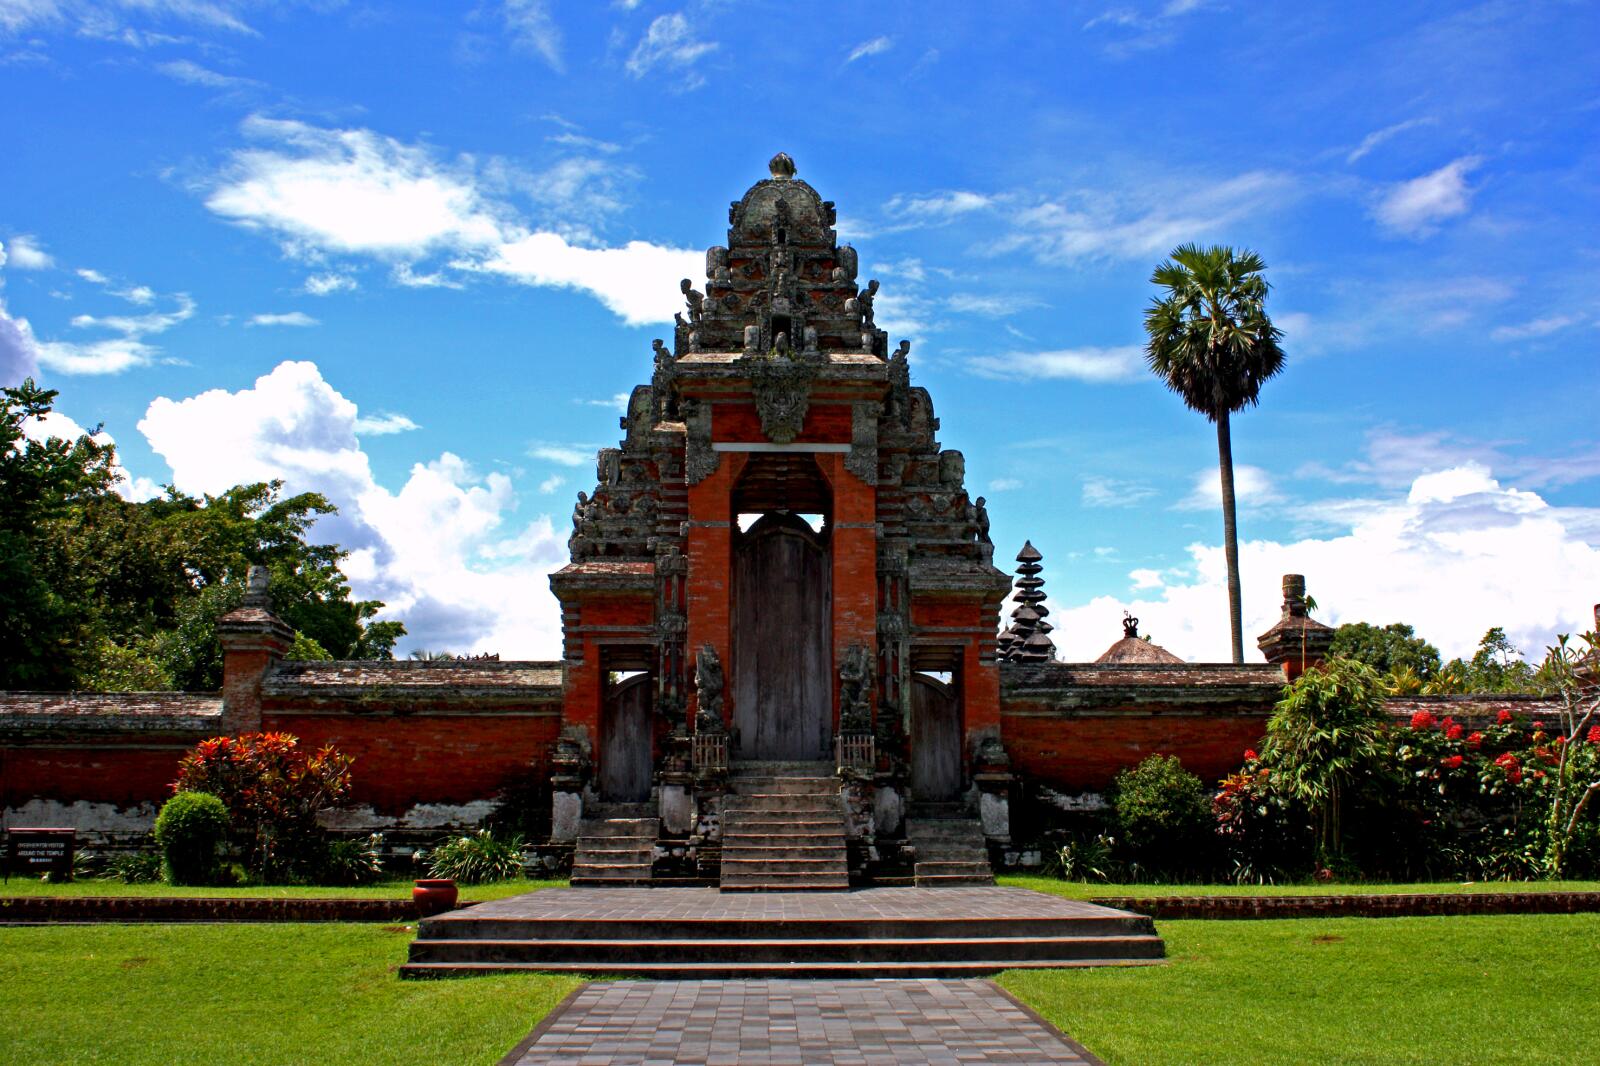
845, 401, 879, 485
683, 401, 720, 485
742, 353, 817, 444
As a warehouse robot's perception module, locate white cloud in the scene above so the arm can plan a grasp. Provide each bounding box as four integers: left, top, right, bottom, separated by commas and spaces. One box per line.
502, 0, 562, 71
303, 272, 357, 296
353, 411, 419, 435
989, 477, 1023, 492
1490, 313, 1582, 342
1177, 463, 1280, 511
947, 293, 1035, 316
999, 171, 1297, 264
0, 1, 261, 37
538, 474, 565, 494
1128, 568, 1164, 591
1082, 475, 1156, 508
1346, 117, 1435, 164
625, 13, 718, 88
529, 442, 591, 467
204, 115, 699, 326
0, 299, 41, 384
968, 344, 1144, 383
883, 191, 992, 224
76, 268, 108, 284
247, 311, 318, 327
577, 392, 631, 410
1374, 156, 1482, 238
112, 284, 154, 305
156, 58, 258, 89
137, 360, 566, 656
29, 291, 194, 374
3, 235, 54, 269
547, 131, 621, 154
1052, 462, 1600, 663
846, 35, 892, 63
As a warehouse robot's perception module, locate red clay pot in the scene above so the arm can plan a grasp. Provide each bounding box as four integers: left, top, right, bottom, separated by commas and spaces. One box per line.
413, 878, 459, 916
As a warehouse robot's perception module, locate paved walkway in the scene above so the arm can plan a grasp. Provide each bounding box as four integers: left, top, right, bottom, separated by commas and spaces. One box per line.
501, 978, 1102, 1065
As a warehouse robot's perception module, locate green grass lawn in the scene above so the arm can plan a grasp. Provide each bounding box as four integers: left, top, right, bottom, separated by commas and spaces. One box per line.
1001, 913, 1600, 1065
0, 923, 579, 1066
0, 877, 563, 901
999, 873, 1600, 898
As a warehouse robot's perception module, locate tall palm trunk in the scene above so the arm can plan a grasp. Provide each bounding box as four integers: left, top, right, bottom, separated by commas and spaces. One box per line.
1216, 409, 1244, 663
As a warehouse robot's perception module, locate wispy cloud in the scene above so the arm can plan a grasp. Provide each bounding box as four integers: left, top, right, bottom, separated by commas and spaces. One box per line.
529, 442, 591, 467
31, 291, 196, 374
538, 474, 566, 494
1083, 0, 1214, 56
1489, 313, 1581, 342
1374, 156, 1483, 238
303, 272, 357, 296
968, 345, 1145, 383
353, 411, 420, 435
883, 190, 992, 226
156, 59, 259, 89
846, 35, 892, 63
502, 0, 562, 71
1346, 117, 1436, 164
548, 131, 622, 154
625, 12, 717, 89
1176, 464, 1281, 511
247, 311, 318, 327
1082, 475, 1157, 508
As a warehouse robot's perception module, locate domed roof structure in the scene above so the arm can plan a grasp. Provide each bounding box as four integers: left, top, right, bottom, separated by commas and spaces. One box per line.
1095, 613, 1185, 664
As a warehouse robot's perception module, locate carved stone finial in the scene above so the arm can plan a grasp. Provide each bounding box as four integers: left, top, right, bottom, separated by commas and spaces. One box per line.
998, 541, 1056, 663
244, 564, 271, 608
1123, 612, 1139, 639
1257, 574, 1334, 680
768, 151, 796, 180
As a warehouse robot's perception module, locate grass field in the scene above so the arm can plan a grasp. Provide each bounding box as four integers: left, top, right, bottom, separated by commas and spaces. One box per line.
998, 873, 1600, 898
0, 877, 562, 901
1000, 913, 1600, 1065
3, 913, 1597, 1065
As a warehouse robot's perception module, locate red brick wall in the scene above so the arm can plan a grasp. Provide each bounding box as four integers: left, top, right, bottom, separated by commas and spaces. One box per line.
2, 741, 192, 808
1000, 707, 1268, 792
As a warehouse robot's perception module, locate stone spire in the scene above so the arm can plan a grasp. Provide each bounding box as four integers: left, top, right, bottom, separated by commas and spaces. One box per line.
999, 541, 1056, 663
1256, 574, 1334, 680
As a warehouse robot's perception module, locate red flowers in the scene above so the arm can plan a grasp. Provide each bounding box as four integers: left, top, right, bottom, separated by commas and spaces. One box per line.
1410, 710, 1438, 730
1243, 749, 1258, 762
1467, 731, 1484, 749
1494, 751, 1524, 784
1442, 754, 1464, 769
1589, 726, 1600, 744
1445, 723, 1464, 741
1497, 709, 1513, 724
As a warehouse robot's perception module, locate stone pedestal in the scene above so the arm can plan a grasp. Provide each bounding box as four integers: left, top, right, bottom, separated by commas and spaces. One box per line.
550, 791, 583, 843
974, 772, 1012, 845
873, 783, 904, 837
659, 773, 694, 835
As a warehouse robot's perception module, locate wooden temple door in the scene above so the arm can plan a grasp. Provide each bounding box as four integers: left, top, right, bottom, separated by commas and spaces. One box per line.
910, 673, 962, 801
732, 513, 832, 761
599, 672, 653, 802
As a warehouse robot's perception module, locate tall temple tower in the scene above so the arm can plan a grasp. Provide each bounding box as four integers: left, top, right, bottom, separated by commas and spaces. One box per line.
550, 155, 1010, 873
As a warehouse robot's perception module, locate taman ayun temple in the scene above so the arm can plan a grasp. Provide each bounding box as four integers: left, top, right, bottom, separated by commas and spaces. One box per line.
0, 156, 1558, 886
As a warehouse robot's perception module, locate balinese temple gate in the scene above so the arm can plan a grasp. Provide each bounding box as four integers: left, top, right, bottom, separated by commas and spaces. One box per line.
550, 153, 1014, 888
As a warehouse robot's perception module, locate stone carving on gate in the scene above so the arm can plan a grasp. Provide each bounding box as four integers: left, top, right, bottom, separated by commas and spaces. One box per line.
838, 644, 873, 734
694, 644, 726, 733
742, 351, 818, 444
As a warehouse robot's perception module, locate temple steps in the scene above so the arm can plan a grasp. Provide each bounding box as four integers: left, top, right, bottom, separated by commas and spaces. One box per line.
570, 816, 658, 887
909, 818, 994, 887
720, 765, 848, 892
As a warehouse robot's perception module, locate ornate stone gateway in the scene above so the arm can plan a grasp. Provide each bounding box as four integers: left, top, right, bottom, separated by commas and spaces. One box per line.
549, 153, 1014, 885
733, 513, 832, 760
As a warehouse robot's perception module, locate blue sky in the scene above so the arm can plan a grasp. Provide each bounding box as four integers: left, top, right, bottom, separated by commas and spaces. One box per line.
2, 0, 1598, 663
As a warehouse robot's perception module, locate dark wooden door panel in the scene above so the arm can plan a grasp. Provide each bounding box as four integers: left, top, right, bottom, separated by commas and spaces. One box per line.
600, 672, 653, 802
733, 514, 832, 761
911, 673, 962, 801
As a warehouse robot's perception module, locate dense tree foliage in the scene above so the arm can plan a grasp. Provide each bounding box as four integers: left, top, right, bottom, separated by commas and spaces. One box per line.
1329, 622, 1442, 682
0, 380, 402, 691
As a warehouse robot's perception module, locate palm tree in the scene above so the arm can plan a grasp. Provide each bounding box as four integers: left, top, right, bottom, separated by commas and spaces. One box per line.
1144, 243, 1285, 663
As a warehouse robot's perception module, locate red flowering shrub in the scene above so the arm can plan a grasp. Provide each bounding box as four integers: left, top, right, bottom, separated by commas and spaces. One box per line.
1442, 754, 1464, 769
1446, 723, 1464, 740
1468, 731, 1485, 749
1410, 710, 1437, 730
1243, 749, 1258, 762
1589, 726, 1600, 744
1497, 709, 1513, 724
174, 732, 354, 880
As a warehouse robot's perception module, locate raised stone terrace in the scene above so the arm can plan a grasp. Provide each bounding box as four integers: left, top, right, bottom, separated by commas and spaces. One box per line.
401, 885, 1164, 979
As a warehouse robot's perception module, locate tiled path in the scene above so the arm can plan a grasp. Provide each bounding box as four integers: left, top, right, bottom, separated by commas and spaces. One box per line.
500, 978, 1102, 1065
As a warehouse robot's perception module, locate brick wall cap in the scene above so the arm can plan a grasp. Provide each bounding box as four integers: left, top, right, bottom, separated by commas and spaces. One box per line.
0, 691, 222, 734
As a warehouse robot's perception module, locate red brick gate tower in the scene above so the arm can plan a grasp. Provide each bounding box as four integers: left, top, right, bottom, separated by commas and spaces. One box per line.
550, 155, 1010, 868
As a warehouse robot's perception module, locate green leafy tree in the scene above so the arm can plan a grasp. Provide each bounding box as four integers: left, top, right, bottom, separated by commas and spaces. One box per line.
1330, 622, 1442, 685
1425, 628, 1543, 695
1144, 244, 1285, 662
1264, 658, 1389, 863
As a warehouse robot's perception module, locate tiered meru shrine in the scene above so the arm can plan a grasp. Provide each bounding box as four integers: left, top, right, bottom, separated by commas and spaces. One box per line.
2, 155, 1554, 888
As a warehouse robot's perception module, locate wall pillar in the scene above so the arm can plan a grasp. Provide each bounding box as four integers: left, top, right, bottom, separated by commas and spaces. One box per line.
216, 566, 293, 734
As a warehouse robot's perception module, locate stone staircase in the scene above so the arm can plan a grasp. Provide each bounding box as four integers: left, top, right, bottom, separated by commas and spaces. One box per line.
401, 885, 1166, 978
720, 763, 848, 892
570, 814, 658, 887
908, 817, 994, 887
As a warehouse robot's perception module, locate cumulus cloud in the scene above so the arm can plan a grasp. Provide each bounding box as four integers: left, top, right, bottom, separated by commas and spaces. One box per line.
3, 235, 54, 269
137, 360, 567, 656
625, 13, 717, 88
846, 35, 892, 63
1177, 463, 1281, 511
1052, 463, 1600, 663
247, 311, 317, 327
203, 115, 700, 326
1375, 156, 1482, 238
0, 299, 41, 384
968, 345, 1144, 383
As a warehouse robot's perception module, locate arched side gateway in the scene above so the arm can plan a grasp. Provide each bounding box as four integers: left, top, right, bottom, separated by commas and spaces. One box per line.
548, 154, 1012, 886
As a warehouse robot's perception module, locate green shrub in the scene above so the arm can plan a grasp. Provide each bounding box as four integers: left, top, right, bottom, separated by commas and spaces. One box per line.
425, 829, 526, 884
154, 791, 230, 885
319, 834, 385, 886
105, 850, 164, 884
1112, 754, 1212, 876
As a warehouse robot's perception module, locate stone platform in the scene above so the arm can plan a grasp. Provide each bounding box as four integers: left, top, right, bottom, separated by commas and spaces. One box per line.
401, 885, 1163, 978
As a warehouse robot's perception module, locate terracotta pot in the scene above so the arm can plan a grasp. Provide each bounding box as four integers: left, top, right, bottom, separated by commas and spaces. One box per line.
413, 878, 459, 916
